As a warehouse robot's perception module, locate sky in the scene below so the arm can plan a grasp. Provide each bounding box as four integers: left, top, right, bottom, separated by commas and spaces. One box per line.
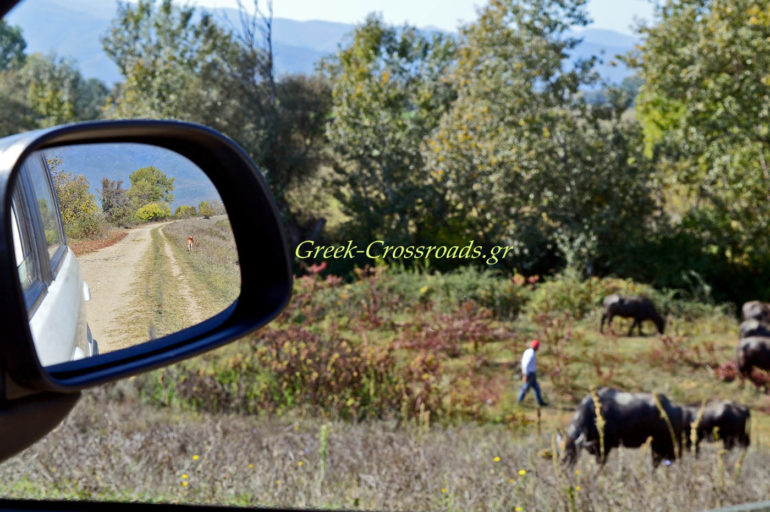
187, 0, 656, 35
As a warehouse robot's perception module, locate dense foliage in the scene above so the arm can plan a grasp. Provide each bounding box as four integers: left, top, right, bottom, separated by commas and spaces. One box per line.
2, 0, 769, 302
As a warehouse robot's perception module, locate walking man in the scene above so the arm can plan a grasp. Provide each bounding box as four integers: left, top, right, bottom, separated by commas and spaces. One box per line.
517, 339, 547, 406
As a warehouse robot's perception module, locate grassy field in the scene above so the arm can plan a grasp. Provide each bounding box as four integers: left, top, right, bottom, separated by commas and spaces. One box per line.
162, 216, 240, 317
0, 384, 768, 511
3, 265, 770, 510
113, 217, 240, 342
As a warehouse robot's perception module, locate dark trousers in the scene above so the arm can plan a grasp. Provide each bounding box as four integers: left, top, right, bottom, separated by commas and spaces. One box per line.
517, 372, 545, 405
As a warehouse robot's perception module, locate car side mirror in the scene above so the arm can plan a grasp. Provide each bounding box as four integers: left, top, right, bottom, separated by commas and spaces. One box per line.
0, 120, 292, 395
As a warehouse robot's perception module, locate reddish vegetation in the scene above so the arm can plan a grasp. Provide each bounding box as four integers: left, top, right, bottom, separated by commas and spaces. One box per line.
70, 230, 128, 256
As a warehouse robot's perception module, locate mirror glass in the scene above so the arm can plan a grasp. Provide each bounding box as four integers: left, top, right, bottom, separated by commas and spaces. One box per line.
11, 143, 241, 367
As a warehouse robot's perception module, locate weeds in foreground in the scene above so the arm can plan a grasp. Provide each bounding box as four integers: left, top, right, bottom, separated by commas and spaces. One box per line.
2, 393, 768, 511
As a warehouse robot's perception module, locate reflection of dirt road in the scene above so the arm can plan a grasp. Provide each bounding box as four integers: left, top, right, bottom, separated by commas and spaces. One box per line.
77, 222, 169, 353
159, 230, 207, 326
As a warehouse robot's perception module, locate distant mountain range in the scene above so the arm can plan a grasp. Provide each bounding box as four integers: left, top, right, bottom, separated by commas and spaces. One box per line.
6, 0, 639, 86
46, 143, 220, 211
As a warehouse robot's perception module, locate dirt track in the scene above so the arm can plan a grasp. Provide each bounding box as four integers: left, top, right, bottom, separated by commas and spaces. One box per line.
159, 229, 207, 326
77, 222, 169, 354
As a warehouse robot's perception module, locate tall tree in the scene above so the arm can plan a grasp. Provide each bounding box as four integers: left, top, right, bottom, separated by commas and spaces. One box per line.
632, 0, 770, 271
423, 0, 656, 272
322, 15, 456, 244
0, 22, 33, 136
103, 0, 332, 248
101, 178, 133, 226
22, 54, 108, 126
128, 166, 174, 208
0, 20, 25, 70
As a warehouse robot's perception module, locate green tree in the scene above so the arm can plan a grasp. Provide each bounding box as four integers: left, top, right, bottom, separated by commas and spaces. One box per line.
49, 158, 103, 238
174, 205, 196, 218
128, 165, 174, 208
0, 21, 34, 136
632, 0, 770, 272
101, 178, 134, 226
422, 0, 656, 272
0, 20, 25, 70
198, 201, 214, 218
103, 0, 331, 248
0, 66, 35, 136
51, 170, 97, 227
322, 14, 456, 244
22, 54, 108, 126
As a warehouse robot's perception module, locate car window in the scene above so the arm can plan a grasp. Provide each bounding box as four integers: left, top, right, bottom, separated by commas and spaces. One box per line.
10, 197, 36, 291
23, 155, 66, 272
10, 178, 49, 313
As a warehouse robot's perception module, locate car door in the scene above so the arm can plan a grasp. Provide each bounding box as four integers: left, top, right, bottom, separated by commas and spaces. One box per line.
14, 152, 90, 366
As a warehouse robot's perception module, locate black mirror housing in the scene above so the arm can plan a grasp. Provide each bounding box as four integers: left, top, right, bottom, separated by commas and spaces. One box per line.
0, 120, 292, 395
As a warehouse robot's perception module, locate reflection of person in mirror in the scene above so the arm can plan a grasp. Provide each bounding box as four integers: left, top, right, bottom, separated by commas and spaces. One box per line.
187, 236, 194, 252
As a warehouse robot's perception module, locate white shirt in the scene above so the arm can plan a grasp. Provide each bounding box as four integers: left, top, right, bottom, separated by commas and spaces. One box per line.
521, 348, 537, 375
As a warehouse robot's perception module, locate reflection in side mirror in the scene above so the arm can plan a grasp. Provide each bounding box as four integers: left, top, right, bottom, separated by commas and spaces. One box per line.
11, 143, 241, 367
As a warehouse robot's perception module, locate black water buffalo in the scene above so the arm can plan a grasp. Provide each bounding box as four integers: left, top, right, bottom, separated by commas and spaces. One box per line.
742, 301, 770, 323
682, 401, 750, 453
560, 388, 684, 467
600, 295, 665, 336
739, 319, 770, 339
737, 336, 770, 379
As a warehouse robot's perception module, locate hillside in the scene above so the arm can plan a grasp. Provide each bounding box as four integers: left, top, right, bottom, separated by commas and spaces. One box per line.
47, 143, 220, 210
6, 0, 638, 85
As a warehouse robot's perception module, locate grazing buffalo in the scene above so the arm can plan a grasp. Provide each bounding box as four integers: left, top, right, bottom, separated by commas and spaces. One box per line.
600, 295, 665, 336
742, 301, 770, 324
737, 336, 770, 380
560, 388, 684, 467
739, 319, 770, 339
682, 401, 750, 453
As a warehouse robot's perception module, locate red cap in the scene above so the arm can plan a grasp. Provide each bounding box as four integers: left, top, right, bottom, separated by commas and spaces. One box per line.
531, 339, 540, 349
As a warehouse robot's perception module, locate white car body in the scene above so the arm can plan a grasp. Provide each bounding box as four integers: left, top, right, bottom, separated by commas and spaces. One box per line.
11, 151, 97, 367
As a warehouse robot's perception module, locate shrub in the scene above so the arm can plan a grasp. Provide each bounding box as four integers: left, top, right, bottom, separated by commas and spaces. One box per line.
395, 301, 503, 359
64, 210, 109, 240
135, 202, 171, 222
174, 205, 196, 218
138, 327, 447, 422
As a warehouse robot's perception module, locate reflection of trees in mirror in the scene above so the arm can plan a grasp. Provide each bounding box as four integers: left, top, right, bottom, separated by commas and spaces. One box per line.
43, 145, 222, 252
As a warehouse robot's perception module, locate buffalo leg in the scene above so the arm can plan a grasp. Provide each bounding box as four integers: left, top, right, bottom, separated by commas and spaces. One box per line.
606, 314, 615, 335
627, 319, 637, 337
651, 451, 662, 468
600, 313, 606, 333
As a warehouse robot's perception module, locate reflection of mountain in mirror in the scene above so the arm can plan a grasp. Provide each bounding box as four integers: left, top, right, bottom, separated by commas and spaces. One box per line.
12, 143, 240, 368
45, 143, 220, 211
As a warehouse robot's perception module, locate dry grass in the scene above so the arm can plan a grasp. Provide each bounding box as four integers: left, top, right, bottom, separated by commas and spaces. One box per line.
0, 387, 769, 510
70, 228, 128, 256
162, 216, 240, 316
7, 267, 766, 510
